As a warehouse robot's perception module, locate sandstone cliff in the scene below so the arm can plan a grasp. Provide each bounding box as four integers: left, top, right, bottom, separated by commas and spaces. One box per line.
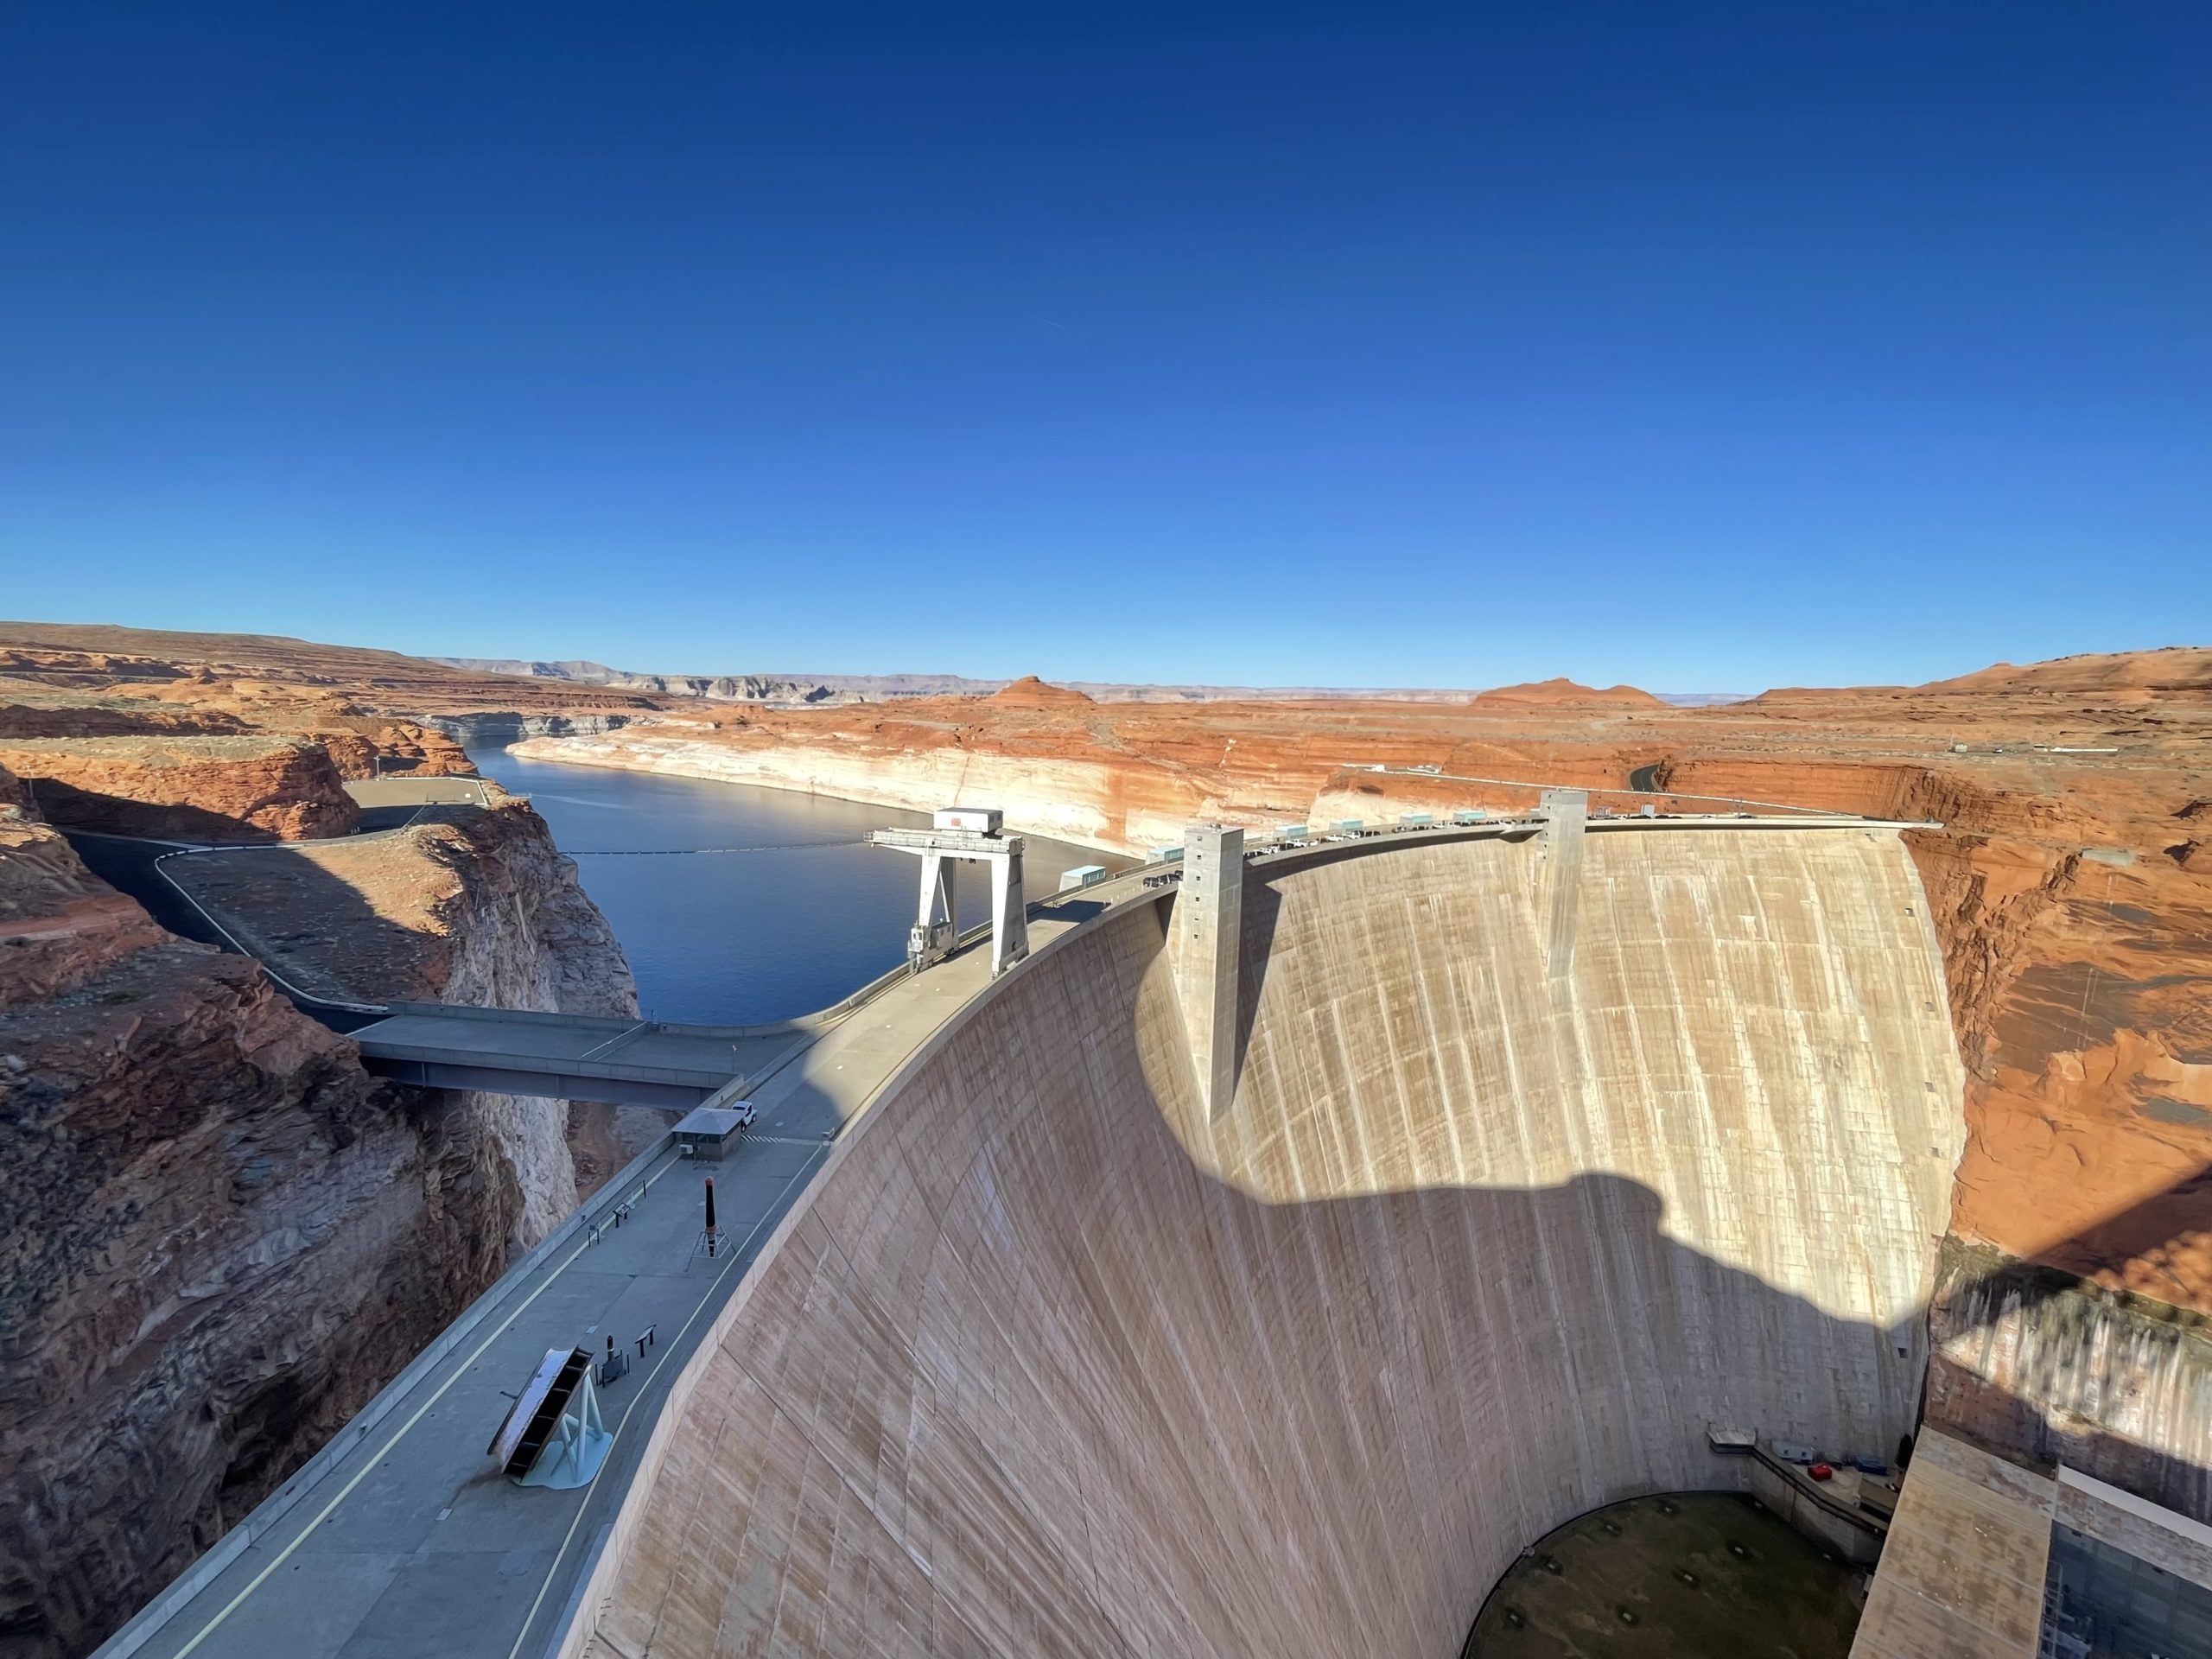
0, 792, 543, 1657
379, 797, 642, 1232
433, 658, 855, 704
0, 746, 639, 1656
0, 734, 360, 842
0, 624, 665, 731
161, 788, 641, 1241
0, 664, 473, 781
0, 764, 168, 1003
514, 727, 1143, 849
422, 709, 635, 744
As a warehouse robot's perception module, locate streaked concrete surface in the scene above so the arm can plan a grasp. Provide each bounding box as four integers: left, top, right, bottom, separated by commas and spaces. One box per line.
2044, 1463, 2212, 1655
2056, 1461, 2212, 1586
563, 825, 1962, 1657
1850, 1432, 2212, 1658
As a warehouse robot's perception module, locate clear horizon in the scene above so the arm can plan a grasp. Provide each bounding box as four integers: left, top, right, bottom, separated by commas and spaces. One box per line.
4, 4, 2206, 689
17, 615, 2206, 698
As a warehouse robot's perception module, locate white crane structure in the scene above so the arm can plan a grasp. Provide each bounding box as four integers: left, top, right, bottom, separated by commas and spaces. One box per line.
869, 807, 1030, 978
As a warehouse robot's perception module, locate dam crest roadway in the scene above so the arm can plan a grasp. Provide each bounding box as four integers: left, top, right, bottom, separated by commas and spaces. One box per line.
93, 789, 1960, 1659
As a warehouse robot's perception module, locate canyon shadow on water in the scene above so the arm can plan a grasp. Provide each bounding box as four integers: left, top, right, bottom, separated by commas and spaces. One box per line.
468, 742, 1126, 1025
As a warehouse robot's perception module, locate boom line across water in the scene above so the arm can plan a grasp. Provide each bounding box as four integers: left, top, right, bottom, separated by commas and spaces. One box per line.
567, 838, 869, 857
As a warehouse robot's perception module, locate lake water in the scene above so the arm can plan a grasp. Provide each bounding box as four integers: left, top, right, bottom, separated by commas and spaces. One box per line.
467, 743, 1126, 1025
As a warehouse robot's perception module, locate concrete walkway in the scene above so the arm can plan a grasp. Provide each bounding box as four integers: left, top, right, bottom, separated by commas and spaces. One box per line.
99, 1070, 847, 1659
341, 776, 493, 808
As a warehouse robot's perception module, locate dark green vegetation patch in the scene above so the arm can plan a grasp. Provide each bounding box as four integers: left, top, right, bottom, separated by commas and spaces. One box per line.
1462, 1491, 1863, 1657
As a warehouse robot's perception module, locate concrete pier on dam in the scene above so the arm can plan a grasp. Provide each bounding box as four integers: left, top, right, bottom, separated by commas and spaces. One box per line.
564, 817, 1965, 1656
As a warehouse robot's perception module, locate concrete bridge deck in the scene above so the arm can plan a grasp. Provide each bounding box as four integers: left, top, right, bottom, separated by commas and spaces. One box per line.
92, 806, 1946, 1659
351, 1004, 805, 1109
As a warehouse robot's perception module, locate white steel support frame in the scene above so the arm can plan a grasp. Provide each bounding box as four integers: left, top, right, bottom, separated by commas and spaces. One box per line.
918, 852, 959, 968
869, 829, 1031, 977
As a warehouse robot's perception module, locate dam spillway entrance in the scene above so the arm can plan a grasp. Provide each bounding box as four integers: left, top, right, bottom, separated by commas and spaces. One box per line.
563, 823, 1964, 1656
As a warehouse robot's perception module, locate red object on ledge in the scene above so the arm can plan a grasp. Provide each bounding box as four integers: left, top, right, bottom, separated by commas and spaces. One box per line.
1808, 1462, 1834, 1481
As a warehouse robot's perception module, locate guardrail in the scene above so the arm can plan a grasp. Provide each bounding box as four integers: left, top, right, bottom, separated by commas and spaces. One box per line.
1350, 764, 1871, 820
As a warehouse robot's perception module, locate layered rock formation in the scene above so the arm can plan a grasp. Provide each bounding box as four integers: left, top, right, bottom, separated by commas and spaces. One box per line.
0, 644, 644, 1657
429, 658, 1510, 705
433, 658, 855, 704
420, 709, 636, 743
516, 726, 1139, 849
0, 734, 360, 842
0, 788, 537, 1657
1927, 645, 2212, 696
1470, 676, 1670, 707
0, 623, 664, 734
0, 654, 482, 783
0, 763, 168, 1003
162, 787, 641, 1240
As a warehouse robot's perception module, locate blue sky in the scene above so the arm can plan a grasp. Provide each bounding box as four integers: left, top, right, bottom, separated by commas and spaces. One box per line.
3, 3, 2204, 691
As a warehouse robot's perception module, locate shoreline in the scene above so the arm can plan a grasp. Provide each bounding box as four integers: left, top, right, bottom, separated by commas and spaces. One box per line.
499, 728, 1595, 859
505, 729, 1147, 856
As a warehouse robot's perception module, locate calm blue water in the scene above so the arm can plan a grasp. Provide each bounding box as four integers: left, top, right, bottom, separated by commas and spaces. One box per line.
468, 744, 1124, 1025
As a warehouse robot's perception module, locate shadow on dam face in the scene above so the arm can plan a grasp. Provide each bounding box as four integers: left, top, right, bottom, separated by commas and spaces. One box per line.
569, 830, 1970, 1656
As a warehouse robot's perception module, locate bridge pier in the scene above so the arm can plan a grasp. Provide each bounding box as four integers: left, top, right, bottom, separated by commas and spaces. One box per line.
912, 852, 958, 969
1173, 823, 1244, 1119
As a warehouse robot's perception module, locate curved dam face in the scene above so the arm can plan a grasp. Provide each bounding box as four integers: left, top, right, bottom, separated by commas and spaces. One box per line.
572, 827, 1964, 1657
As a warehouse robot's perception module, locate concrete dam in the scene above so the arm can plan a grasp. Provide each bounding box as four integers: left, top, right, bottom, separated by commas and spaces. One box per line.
563, 822, 1964, 1656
